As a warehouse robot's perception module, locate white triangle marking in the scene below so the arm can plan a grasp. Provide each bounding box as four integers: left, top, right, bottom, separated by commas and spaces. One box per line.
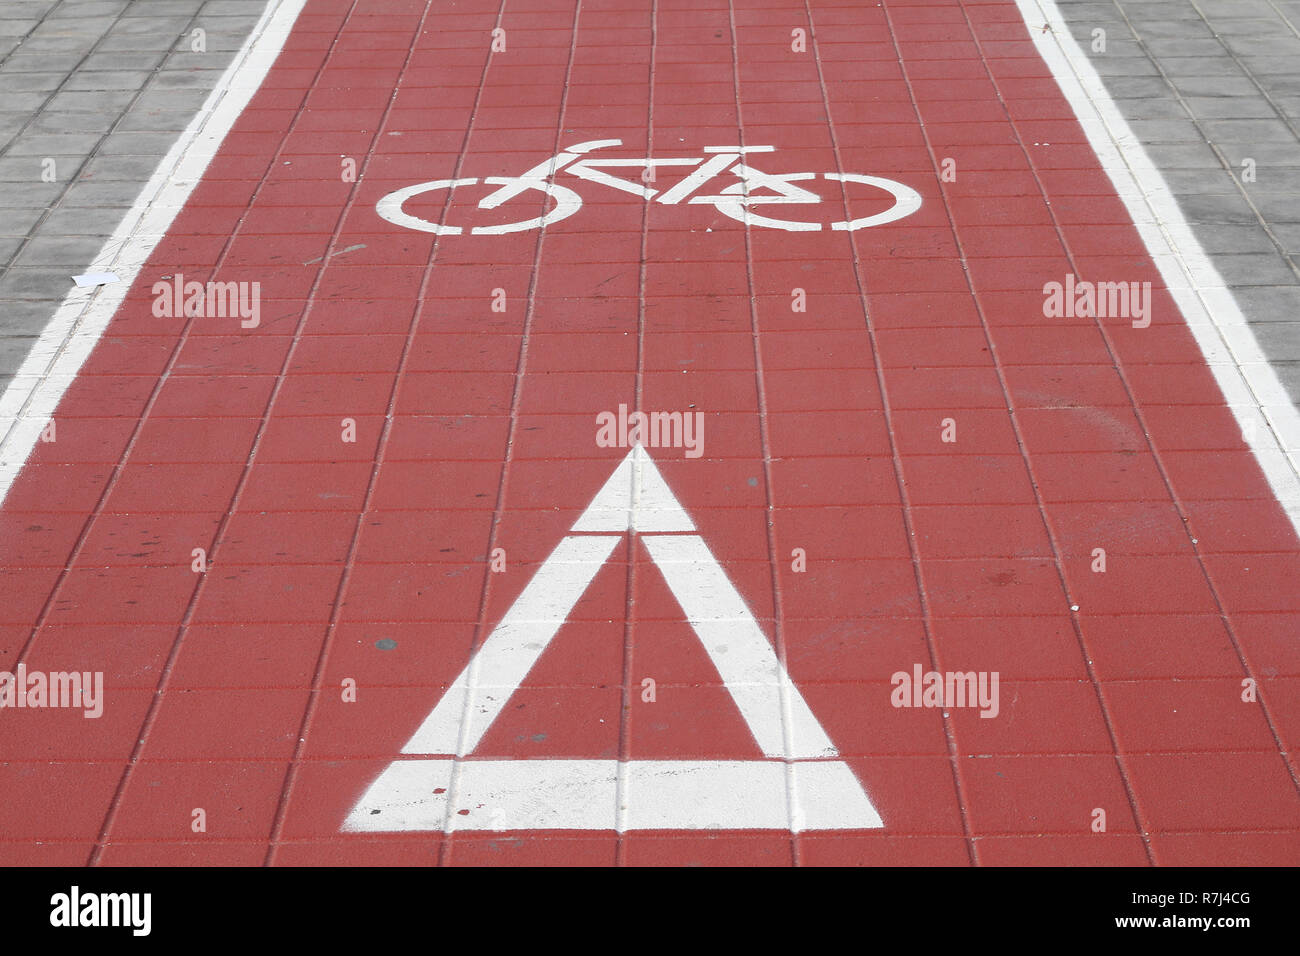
343, 445, 883, 832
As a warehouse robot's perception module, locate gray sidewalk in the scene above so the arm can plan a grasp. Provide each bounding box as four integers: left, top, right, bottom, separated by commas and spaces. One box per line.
0, 0, 266, 388
1059, 0, 1300, 401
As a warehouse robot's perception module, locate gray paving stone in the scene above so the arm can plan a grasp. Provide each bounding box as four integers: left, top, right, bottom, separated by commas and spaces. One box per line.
1215, 142, 1300, 167
121, 0, 205, 15
133, 88, 211, 112
1263, 77, 1300, 96
13, 235, 114, 268
1100, 77, 1174, 98
1, 52, 87, 72
37, 206, 127, 235
18, 35, 100, 55
152, 69, 228, 89
1232, 286, 1300, 318
62, 70, 156, 91
0, 115, 33, 142
1200, 118, 1300, 143
0, 336, 43, 375
29, 112, 118, 134
79, 51, 167, 71
1144, 142, 1225, 168
106, 16, 195, 37
0, 268, 79, 298
1175, 193, 1270, 223
0, 155, 85, 182
44, 90, 140, 113
1211, 253, 1300, 286
95, 33, 188, 53
1272, 224, 1300, 253
1156, 56, 1247, 76
1250, 194, 1300, 222
1238, 56, 1300, 75
1220, 36, 1300, 58
1212, 18, 1297, 36
27, 16, 115, 40
1085, 39, 1147, 58
1125, 118, 1210, 142
1198, 0, 1279, 15
0, 300, 67, 329
1245, 324, 1300, 361
0, 72, 64, 93
1193, 223, 1286, 254
59, 180, 146, 206
0, 4, 55, 19
1161, 168, 1243, 194
1141, 37, 1229, 57
4, 133, 103, 155
1244, 168, 1300, 191
0, 20, 41, 39
0, 92, 52, 113
1277, 97, 1300, 121
1118, 18, 1214, 39
116, 108, 197, 131
46, 1, 130, 16
1117, 97, 1190, 119
0, 182, 60, 206
1090, 56, 1160, 76
94, 130, 182, 154
187, 28, 250, 51
36, 207, 118, 236
0, 207, 48, 235
0, 236, 24, 265
196, 13, 265, 31
162, 50, 217, 70
0, 2, 57, 16
1123, 1, 1202, 21
1182, 97, 1284, 119
1170, 76, 1264, 98
1272, 362, 1300, 394
199, 0, 273, 13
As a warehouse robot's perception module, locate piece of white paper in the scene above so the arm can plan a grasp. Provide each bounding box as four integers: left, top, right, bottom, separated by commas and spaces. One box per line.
71, 272, 120, 287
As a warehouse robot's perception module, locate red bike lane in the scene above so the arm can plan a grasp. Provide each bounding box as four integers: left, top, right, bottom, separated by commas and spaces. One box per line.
0, 0, 1297, 866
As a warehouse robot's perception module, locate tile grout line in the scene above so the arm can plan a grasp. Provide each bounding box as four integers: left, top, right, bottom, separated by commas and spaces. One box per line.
824, 0, 985, 868
259, 0, 490, 866
83, 0, 355, 866
725, 0, 807, 864
932, 0, 1159, 866
613, 0, 657, 865
437, 0, 586, 864
1016, 0, 1300, 800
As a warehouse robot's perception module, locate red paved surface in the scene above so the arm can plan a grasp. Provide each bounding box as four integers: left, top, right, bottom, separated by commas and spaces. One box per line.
1, 0, 1298, 866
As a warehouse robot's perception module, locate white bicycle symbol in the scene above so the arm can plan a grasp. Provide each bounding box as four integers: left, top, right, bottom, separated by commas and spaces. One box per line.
375, 139, 923, 235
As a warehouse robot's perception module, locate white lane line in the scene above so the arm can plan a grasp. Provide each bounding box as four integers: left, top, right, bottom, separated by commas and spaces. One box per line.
0, 0, 309, 504
1017, 0, 1300, 534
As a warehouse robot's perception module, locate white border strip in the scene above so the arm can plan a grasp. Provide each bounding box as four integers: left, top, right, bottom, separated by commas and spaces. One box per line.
342, 759, 882, 832
1017, 0, 1300, 533
0, 0, 309, 503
